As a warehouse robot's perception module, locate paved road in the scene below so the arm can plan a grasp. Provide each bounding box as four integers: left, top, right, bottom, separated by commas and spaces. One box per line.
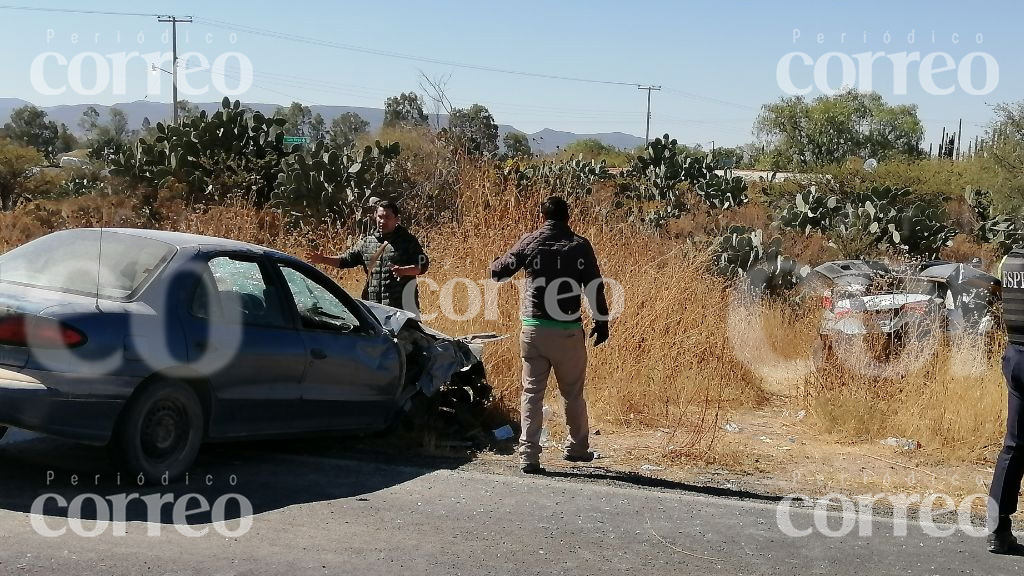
0, 428, 1021, 576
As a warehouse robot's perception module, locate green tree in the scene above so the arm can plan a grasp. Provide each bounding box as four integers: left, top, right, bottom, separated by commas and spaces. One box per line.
79, 106, 132, 144
446, 104, 499, 157
383, 92, 428, 129
987, 100, 1024, 213
3, 105, 58, 158
328, 112, 369, 150
107, 108, 132, 143
275, 102, 313, 137
0, 138, 43, 211
559, 138, 631, 166
80, 107, 134, 161
55, 123, 79, 155
310, 113, 327, 141
502, 131, 532, 159
79, 106, 101, 136
175, 100, 201, 122
755, 88, 924, 170
140, 116, 158, 140
710, 146, 742, 168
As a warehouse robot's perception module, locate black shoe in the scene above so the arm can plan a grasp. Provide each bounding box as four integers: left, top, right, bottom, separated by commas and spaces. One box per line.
988, 531, 1018, 554
521, 462, 545, 474
563, 451, 596, 463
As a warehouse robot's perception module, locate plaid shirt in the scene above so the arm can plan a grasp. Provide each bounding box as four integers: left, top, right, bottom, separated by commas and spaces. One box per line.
338, 225, 429, 311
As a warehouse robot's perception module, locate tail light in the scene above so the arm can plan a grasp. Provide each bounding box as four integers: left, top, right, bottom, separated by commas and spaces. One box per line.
0, 315, 87, 348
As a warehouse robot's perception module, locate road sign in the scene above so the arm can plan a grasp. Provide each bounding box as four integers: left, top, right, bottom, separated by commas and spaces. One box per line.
283, 136, 309, 145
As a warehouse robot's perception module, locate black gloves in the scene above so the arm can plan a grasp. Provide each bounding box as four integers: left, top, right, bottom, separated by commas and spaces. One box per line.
590, 320, 609, 347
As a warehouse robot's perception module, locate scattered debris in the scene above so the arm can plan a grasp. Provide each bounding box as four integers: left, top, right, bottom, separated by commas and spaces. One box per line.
492, 425, 515, 441
787, 436, 797, 443
723, 422, 741, 433
640, 464, 664, 472
881, 437, 921, 451
795, 410, 806, 420
759, 436, 774, 444
592, 429, 601, 436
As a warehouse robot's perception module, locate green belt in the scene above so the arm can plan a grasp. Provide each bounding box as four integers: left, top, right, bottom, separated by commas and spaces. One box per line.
522, 318, 582, 330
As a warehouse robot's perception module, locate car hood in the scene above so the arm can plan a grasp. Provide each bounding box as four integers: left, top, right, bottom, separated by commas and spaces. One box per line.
358, 300, 507, 397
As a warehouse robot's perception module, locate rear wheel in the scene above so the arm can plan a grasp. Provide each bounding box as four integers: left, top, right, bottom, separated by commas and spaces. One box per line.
115, 380, 203, 484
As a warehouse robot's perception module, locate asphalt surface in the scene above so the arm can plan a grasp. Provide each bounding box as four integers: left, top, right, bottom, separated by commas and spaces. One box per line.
0, 427, 1022, 576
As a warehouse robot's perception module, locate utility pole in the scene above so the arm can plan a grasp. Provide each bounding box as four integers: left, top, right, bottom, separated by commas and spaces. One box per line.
157, 15, 192, 125
637, 85, 661, 144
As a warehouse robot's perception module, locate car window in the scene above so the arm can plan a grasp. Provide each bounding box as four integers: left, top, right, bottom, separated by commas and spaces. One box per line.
278, 265, 361, 332
192, 257, 288, 328
0, 229, 174, 300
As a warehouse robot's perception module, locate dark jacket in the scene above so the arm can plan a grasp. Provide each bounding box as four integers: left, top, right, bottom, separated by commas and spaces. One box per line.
491, 220, 609, 323
1004, 249, 1024, 346
338, 225, 429, 311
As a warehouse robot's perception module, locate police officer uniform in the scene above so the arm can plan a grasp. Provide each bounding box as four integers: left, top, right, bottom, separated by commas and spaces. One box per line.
989, 247, 1024, 553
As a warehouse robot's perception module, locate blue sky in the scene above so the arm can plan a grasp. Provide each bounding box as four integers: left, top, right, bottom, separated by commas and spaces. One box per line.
0, 0, 1019, 148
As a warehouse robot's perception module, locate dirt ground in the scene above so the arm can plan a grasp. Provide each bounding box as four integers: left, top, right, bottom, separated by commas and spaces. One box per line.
468, 404, 1001, 506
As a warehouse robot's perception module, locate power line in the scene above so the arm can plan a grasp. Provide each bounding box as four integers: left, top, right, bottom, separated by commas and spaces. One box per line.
0, 6, 759, 114
193, 16, 647, 88
195, 16, 760, 114
0, 4, 164, 17
661, 88, 759, 111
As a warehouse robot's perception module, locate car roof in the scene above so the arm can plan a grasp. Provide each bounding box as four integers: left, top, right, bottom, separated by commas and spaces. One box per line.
79, 228, 290, 257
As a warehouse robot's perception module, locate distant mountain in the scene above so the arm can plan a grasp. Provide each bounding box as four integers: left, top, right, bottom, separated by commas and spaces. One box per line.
526, 128, 645, 152
0, 98, 34, 124
0, 98, 644, 154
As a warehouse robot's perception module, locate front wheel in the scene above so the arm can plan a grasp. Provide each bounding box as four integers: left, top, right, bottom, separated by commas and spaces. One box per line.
115, 380, 203, 484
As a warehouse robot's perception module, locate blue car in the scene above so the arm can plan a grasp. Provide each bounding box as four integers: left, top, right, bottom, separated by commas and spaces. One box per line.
0, 228, 492, 481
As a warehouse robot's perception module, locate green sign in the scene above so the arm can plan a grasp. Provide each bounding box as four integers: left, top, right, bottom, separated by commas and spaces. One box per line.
283, 136, 309, 145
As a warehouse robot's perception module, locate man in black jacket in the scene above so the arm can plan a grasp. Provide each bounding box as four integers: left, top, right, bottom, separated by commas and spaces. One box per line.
491, 195, 611, 474
307, 200, 429, 313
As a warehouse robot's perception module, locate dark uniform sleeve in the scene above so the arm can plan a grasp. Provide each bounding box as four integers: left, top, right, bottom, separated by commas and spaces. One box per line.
336, 239, 365, 269
491, 233, 532, 282
407, 234, 429, 274
579, 238, 610, 320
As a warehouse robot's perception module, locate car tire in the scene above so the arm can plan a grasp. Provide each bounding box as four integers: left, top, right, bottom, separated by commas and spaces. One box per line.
115, 380, 203, 484
0, 425, 7, 442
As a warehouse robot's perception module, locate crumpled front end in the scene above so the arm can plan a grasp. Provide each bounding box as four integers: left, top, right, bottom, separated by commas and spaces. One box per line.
357, 300, 506, 398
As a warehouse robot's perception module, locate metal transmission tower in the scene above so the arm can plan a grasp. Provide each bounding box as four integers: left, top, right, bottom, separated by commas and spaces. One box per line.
637, 85, 661, 144
157, 15, 193, 125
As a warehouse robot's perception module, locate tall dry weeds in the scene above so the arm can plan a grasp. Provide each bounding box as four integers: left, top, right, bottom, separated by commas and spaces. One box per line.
0, 165, 1009, 464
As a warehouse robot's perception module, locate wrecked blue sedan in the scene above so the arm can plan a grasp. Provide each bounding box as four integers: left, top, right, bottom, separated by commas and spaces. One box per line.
0, 228, 492, 481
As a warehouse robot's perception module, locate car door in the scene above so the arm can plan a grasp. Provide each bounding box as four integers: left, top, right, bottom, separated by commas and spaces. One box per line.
273, 261, 404, 430
181, 254, 308, 437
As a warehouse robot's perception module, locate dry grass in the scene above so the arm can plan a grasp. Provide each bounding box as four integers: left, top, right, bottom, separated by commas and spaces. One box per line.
0, 167, 1010, 467
806, 330, 1006, 462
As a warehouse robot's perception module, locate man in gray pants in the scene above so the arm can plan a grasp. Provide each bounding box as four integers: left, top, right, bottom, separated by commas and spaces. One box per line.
491, 196, 611, 474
